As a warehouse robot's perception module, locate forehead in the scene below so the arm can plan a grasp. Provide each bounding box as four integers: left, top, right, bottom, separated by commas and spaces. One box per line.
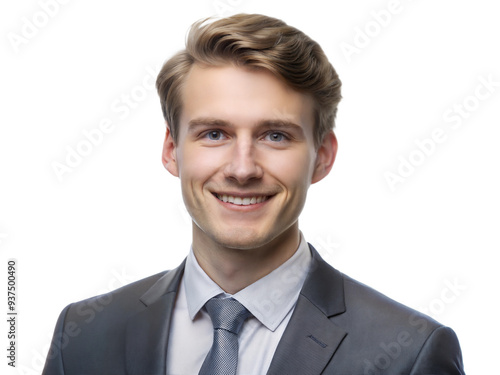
179, 64, 315, 131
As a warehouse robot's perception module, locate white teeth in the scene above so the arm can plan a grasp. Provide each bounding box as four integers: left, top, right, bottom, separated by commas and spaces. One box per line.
216, 194, 268, 206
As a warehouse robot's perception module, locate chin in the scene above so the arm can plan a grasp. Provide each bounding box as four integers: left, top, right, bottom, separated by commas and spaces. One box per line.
211, 229, 274, 251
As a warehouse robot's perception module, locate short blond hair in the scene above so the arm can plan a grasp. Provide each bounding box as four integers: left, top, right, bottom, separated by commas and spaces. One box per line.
156, 13, 341, 148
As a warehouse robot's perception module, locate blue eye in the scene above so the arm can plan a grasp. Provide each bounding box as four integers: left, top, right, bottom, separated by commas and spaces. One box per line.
207, 131, 222, 140
267, 132, 285, 142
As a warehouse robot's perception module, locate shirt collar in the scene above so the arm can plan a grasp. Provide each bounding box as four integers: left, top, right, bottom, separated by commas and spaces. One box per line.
184, 233, 312, 331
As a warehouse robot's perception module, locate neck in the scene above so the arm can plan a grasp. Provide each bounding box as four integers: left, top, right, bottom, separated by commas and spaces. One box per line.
192, 224, 300, 294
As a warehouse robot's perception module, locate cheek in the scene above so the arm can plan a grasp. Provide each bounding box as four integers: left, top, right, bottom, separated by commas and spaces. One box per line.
177, 148, 218, 211
177, 145, 225, 185
267, 149, 315, 191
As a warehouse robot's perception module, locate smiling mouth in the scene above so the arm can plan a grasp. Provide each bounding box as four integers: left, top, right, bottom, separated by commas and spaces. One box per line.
214, 193, 271, 206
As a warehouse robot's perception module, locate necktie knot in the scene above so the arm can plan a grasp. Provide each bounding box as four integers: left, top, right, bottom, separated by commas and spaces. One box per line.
205, 297, 251, 334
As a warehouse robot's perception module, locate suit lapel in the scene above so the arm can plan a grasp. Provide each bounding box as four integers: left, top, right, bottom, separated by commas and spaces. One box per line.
267, 245, 347, 375
125, 261, 185, 375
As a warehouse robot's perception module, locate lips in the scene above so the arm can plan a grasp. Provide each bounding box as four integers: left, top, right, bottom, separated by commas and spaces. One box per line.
214, 193, 270, 206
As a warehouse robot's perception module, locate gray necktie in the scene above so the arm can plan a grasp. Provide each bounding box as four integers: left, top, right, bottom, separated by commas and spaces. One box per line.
199, 297, 251, 375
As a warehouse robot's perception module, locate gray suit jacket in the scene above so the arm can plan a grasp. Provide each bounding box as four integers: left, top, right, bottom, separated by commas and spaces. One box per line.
42, 245, 465, 374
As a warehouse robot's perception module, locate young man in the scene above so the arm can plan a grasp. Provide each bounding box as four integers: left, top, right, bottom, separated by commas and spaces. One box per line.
43, 14, 465, 374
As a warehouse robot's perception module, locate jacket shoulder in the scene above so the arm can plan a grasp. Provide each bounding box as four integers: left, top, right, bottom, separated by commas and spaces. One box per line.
42, 268, 180, 375
65, 269, 170, 324
341, 273, 442, 333
328, 272, 464, 374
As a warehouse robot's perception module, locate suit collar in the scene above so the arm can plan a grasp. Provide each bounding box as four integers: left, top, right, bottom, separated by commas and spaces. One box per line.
301, 244, 346, 317
125, 260, 185, 375
140, 259, 186, 306
266, 244, 347, 374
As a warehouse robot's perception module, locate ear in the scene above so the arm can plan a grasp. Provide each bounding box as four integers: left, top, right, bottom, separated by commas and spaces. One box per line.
162, 125, 179, 177
311, 131, 338, 184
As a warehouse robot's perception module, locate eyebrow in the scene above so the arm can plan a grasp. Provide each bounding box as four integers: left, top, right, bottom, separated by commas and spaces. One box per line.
188, 117, 305, 134
188, 118, 232, 131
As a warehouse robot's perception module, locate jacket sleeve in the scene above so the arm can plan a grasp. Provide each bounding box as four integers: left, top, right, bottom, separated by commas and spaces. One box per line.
42, 304, 72, 375
409, 326, 465, 375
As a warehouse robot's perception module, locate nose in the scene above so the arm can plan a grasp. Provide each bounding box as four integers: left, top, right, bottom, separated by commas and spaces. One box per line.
224, 138, 263, 184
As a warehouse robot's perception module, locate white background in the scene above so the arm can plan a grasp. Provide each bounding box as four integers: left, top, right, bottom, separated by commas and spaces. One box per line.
1, 0, 499, 373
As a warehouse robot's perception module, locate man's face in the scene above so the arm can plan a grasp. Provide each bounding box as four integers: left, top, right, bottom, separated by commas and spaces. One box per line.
163, 64, 336, 251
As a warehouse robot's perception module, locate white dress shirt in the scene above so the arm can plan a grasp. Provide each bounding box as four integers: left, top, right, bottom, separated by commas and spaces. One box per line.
166, 234, 312, 375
